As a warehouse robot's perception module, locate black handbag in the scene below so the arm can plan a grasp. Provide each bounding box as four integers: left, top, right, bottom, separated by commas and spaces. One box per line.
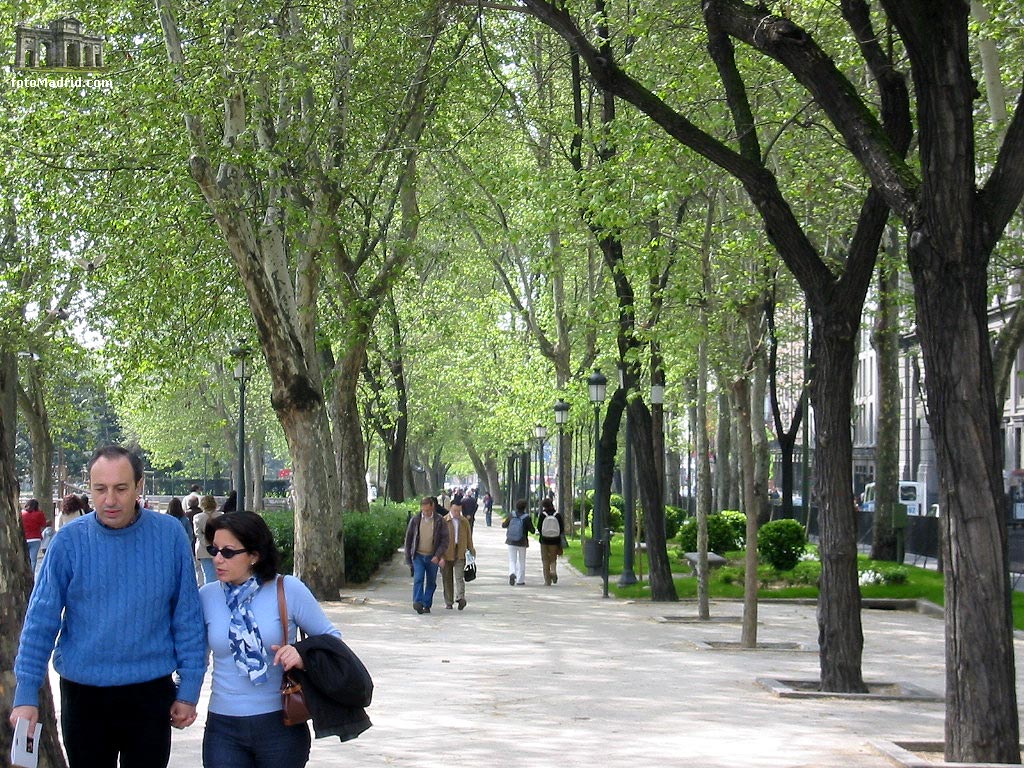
464, 561, 477, 582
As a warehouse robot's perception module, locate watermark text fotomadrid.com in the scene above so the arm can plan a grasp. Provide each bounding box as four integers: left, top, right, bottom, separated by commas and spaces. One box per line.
9, 73, 113, 90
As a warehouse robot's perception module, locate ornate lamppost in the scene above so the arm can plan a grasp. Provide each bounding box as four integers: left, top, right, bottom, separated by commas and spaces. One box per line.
585, 369, 607, 578
553, 398, 570, 533
231, 339, 253, 512
534, 422, 548, 511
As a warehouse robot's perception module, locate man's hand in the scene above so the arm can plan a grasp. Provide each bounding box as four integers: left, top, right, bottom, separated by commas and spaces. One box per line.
9, 705, 38, 733
169, 700, 198, 730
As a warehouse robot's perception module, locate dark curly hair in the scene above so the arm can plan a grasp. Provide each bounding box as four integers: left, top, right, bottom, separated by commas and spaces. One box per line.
62, 494, 84, 515
205, 511, 281, 583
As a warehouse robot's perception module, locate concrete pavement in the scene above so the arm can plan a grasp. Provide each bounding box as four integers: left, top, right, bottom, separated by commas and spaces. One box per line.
157, 521, 1021, 765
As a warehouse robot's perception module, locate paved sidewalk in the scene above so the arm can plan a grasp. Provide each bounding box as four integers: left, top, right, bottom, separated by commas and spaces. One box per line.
159, 521, 1019, 767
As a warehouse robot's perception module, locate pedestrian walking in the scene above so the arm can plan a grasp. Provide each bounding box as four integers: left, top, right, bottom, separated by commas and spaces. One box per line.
461, 489, 479, 531
441, 501, 476, 610
9, 445, 206, 767
483, 492, 494, 526
199, 511, 350, 767
194, 494, 222, 585
502, 498, 534, 586
19, 498, 49, 573
403, 496, 450, 614
56, 493, 84, 530
537, 497, 565, 585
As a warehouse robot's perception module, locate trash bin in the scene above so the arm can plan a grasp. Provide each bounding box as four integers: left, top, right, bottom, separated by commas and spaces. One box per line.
583, 538, 603, 572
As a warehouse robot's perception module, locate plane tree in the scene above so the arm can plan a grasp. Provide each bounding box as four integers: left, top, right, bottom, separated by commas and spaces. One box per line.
516, 0, 1024, 760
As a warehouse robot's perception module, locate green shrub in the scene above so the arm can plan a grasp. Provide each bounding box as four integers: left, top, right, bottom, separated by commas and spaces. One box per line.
664, 505, 686, 540
757, 519, 808, 571
261, 504, 413, 583
677, 512, 743, 554
606, 494, 623, 532
719, 510, 748, 549
343, 507, 410, 583
262, 510, 295, 574
789, 560, 821, 585
717, 565, 742, 585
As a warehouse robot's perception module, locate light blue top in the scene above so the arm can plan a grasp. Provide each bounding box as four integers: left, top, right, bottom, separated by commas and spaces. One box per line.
200, 574, 341, 716
14, 509, 207, 707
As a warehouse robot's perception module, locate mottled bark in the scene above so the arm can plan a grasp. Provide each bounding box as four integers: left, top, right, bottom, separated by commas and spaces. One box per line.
0, 362, 66, 768
870, 255, 901, 561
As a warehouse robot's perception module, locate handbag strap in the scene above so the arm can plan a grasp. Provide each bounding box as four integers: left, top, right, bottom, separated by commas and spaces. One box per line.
276, 575, 288, 647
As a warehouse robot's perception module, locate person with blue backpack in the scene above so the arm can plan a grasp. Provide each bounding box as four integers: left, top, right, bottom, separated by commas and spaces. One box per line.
502, 498, 535, 586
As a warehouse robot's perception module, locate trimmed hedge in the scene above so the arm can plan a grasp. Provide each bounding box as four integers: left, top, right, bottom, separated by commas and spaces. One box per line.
261, 502, 414, 584
677, 511, 745, 554
757, 518, 808, 571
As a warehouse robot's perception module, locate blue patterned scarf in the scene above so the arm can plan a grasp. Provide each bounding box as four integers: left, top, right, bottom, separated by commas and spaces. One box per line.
223, 576, 269, 685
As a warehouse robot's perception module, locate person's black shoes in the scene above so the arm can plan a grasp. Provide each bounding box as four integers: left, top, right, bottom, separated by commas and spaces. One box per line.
509, 574, 516, 586
414, 602, 424, 614
457, 598, 467, 610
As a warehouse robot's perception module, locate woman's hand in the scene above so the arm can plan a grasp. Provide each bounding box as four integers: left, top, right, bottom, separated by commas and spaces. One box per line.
271, 643, 305, 671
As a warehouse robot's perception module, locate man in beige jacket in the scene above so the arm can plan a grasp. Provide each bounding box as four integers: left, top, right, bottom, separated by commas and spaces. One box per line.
441, 501, 476, 610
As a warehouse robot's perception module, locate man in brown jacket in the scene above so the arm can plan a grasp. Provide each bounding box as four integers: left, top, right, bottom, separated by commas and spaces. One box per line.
440, 501, 476, 610
403, 497, 450, 614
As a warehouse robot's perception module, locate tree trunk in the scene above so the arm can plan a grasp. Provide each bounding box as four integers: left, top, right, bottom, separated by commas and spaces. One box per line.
281, 402, 344, 598
733, 377, 759, 647
332, 338, 370, 514
811, 318, 866, 693
715, 392, 731, 511
871, 254, 901, 561
910, 205, 1019, 765
751, 355, 770, 526
627, 397, 677, 601
248, 429, 265, 512
0, 363, 67, 768
694, 336, 713, 620
18, 365, 54, 514
483, 454, 502, 511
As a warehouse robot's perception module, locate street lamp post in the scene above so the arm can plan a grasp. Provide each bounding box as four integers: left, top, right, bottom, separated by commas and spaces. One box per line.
231, 339, 253, 512
585, 369, 607, 578
553, 399, 570, 534
534, 423, 548, 512
202, 441, 211, 491
617, 375, 641, 588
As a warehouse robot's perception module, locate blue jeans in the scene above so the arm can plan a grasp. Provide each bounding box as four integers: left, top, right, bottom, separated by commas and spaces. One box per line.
411, 553, 439, 608
203, 711, 310, 768
200, 558, 217, 585
26, 539, 41, 571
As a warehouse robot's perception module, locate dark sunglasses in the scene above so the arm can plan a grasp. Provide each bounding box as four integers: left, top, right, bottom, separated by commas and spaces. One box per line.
206, 545, 250, 559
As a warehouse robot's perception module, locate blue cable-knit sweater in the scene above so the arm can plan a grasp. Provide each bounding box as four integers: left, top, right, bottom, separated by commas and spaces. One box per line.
13, 509, 207, 708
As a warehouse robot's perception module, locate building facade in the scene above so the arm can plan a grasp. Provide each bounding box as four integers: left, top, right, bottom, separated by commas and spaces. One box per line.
14, 17, 103, 69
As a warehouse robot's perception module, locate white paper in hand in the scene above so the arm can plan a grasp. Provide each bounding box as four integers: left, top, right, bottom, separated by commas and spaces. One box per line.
10, 718, 41, 768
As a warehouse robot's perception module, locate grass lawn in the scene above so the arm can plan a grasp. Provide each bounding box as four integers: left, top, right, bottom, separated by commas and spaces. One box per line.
560, 535, 1024, 630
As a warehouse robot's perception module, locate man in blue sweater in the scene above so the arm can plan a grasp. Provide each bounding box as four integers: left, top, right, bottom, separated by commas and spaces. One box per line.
8, 445, 207, 767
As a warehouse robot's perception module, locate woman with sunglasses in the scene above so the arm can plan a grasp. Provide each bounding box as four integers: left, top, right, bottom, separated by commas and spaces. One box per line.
199, 511, 341, 768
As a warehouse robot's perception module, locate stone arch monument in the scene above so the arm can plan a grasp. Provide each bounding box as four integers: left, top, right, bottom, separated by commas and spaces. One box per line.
14, 17, 104, 69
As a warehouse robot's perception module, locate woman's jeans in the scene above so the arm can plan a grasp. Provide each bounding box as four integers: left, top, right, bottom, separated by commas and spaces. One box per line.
26, 538, 41, 571
203, 711, 311, 768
